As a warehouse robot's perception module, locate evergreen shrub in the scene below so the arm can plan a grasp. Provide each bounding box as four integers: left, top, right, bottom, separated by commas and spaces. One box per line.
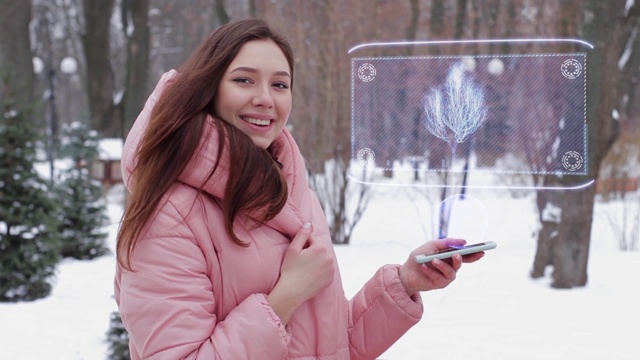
0, 93, 61, 302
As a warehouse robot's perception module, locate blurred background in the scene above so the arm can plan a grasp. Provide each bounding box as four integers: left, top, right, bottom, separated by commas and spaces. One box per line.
1, 0, 639, 359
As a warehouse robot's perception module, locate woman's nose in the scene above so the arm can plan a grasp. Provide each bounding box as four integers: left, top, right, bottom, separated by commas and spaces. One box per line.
252, 84, 274, 108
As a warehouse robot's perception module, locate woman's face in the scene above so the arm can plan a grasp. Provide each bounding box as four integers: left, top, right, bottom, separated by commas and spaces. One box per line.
215, 39, 292, 149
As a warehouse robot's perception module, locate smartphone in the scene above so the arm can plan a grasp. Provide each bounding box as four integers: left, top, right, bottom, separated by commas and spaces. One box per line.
414, 241, 497, 264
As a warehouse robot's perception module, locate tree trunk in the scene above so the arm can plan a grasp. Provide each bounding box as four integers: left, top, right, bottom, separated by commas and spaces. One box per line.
81, 0, 118, 136
551, 186, 595, 287
215, 0, 230, 25
0, 0, 34, 114
530, 189, 556, 278
121, 0, 150, 139
532, 0, 640, 288
425, 0, 448, 172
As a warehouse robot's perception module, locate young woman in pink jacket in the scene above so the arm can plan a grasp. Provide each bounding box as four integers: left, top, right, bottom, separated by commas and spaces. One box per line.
114, 18, 485, 360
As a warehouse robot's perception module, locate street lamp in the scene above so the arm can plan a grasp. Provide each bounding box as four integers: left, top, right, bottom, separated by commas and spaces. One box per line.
32, 55, 78, 182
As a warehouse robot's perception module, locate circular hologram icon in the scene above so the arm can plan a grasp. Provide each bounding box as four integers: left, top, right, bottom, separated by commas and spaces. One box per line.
561, 59, 582, 79
357, 63, 377, 82
434, 193, 489, 243
357, 148, 376, 166
561, 151, 583, 171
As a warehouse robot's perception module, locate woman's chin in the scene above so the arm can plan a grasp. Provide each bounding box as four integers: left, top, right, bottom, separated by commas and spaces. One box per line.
250, 137, 274, 150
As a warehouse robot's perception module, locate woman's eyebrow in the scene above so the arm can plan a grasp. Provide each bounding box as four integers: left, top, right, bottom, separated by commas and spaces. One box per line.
230, 66, 291, 78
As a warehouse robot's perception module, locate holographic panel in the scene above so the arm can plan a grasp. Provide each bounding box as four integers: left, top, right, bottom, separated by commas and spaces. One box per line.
351, 53, 588, 184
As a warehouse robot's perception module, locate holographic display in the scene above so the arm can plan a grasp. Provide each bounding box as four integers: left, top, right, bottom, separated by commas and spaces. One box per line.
350, 39, 593, 190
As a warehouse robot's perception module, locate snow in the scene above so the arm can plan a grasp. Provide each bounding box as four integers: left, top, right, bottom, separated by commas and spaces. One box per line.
33, 159, 75, 180
487, 58, 504, 75
618, 27, 638, 70
626, 0, 636, 17
98, 138, 123, 161
32, 57, 45, 75
113, 89, 124, 106
541, 201, 562, 223
59, 57, 78, 75
1, 177, 639, 359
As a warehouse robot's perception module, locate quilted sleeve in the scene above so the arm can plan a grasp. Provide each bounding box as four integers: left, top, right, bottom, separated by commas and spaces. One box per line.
347, 264, 423, 360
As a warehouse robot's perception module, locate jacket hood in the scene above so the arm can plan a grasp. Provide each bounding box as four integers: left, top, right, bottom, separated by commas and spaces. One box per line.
122, 70, 309, 240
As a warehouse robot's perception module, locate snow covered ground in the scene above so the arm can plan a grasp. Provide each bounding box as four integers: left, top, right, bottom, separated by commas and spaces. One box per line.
1, 177, 638, 359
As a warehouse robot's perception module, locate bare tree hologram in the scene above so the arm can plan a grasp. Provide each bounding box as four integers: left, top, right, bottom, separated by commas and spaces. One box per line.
422, 61, 487, 164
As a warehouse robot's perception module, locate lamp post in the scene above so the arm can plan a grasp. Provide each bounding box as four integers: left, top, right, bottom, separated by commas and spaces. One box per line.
34, 55, 78, 182
47, 64, 58, 182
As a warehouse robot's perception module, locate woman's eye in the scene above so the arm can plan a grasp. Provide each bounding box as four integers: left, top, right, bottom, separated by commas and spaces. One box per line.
273, 82, 290, 90
232, 78, 252, 84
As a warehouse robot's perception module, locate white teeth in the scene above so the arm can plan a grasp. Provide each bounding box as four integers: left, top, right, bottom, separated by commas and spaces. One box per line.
242, 117, 270, 126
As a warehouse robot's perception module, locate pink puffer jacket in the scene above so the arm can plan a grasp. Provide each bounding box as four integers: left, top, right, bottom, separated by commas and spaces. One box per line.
114, 70, 423, 360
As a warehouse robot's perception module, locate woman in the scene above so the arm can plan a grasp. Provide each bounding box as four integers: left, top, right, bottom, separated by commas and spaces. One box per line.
115, 18, 484, 360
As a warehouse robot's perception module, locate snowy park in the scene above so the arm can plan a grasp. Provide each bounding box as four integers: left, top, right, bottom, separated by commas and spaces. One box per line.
1, 168, 638, 359
1, 1, 639, 359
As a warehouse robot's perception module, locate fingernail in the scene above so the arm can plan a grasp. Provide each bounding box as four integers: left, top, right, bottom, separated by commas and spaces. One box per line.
303, 222, 311, 229
448, 238, 465, 246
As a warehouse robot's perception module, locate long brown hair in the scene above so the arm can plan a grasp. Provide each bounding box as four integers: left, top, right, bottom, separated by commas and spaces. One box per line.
117, 18, 294, 270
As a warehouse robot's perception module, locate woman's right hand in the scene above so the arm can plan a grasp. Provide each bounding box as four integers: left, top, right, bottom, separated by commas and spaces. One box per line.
267, 222, 335, 325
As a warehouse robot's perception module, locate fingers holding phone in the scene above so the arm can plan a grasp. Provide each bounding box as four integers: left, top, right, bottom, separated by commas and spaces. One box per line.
399, 239, 495, 295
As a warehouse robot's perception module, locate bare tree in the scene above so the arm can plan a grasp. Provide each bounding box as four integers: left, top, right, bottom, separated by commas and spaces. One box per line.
422, 61, 487, 237
302, 0, 371, 244
263, 0, 400, 244
422, 62, 487, 160
602, 189, 640, 252
81, 0, 119, 136
31, 0, 94, 129
531, 0, 640, 288
0, 0, 34, 116
215, 0, 231, 23
121, 0, 150, 138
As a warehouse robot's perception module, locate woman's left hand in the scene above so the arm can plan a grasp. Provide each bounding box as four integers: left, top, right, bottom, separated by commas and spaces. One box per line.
399, 238, 484, 296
